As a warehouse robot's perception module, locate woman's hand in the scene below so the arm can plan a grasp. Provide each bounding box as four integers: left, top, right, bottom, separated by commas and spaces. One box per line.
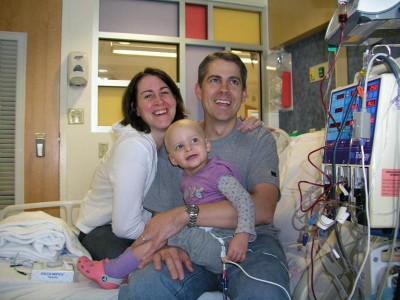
238, 115, 264, 132
132, 206, 187, 259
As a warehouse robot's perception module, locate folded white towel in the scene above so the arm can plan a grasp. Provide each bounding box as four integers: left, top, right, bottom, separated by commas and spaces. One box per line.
0, 211, 90, 261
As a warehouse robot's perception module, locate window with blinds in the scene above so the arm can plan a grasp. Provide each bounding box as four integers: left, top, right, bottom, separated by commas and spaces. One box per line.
0, 32, 26, 209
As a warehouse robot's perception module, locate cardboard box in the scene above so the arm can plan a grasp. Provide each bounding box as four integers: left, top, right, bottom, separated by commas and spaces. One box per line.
31, 261, 76, 283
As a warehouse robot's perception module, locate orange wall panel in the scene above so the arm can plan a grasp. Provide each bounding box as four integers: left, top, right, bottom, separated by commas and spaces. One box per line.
186, 4, 207, 39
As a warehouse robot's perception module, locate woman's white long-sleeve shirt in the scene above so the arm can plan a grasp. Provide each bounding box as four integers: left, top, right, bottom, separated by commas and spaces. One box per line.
75, 123, 156, 240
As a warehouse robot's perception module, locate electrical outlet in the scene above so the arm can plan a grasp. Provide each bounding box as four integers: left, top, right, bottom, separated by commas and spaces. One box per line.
68, 108, 84, 124
98, 142, 108, 158
309, 62, 329, 83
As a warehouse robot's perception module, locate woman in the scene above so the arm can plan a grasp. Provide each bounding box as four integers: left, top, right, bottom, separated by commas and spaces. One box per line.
75, 68, 187, 260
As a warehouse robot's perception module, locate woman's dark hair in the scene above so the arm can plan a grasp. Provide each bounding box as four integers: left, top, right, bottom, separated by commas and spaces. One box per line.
120, 68, 187, 133
198, 51, 247, 90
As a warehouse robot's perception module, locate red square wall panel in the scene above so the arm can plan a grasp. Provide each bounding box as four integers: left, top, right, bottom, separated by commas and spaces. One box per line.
186, 4, 207, 39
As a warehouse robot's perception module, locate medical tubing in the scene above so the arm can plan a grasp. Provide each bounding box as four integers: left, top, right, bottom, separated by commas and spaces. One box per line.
297, 141, 340, 214
330, 89, 359, 283
363, 53, 400, 111
330, 83, 360, 201
320, 20, 346, 130
347, 145, 371, 300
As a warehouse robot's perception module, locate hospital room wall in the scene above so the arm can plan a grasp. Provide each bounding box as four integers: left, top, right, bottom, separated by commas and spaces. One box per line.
279, 30, 400, 135
59, 0, 269, 202
1, 0, 268, 206
279, 30, 331, 135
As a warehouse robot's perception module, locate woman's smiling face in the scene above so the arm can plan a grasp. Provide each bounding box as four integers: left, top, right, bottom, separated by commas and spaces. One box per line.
136, 75, 177, 132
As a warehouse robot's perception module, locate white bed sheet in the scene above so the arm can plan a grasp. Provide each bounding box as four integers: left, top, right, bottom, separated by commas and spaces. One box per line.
0, 257, 118, 300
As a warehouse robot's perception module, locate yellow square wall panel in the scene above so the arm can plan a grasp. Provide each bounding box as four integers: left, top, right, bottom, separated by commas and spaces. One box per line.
98, 87, 124, 126
213, 8, 260, 45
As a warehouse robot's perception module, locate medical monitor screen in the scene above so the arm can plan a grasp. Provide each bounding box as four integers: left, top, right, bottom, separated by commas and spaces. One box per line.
323, 78, 381, 165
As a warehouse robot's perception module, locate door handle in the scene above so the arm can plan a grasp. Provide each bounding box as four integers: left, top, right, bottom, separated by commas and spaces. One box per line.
35, 133, 45, 157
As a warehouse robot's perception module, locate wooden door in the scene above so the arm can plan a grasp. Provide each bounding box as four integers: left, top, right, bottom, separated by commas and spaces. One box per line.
0, 0, 61, 206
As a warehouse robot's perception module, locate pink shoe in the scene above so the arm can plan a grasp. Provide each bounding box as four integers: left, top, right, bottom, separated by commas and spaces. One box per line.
77, 256, 127, 290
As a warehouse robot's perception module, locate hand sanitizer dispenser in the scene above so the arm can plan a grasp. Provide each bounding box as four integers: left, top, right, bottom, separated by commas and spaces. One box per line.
68, 52, 88, 86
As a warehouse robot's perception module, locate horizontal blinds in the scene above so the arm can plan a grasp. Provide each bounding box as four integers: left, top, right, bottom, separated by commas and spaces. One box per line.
0, 39, 17, 209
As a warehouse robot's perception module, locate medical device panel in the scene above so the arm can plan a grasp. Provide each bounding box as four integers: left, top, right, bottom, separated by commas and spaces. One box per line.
323, 73, 399, 229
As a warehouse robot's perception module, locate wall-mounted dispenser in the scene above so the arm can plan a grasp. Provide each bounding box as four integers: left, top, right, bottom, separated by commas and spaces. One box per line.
267, 48, 293, 111
68, 52, 88, 86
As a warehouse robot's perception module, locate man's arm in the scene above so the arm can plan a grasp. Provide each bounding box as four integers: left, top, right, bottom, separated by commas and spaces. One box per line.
135, 182, 278, 279
252, 182, 279, 225
196, 200, 236, 228
199, 182, 278, 227
134, 181, 277, 258
132, 200, 236, 256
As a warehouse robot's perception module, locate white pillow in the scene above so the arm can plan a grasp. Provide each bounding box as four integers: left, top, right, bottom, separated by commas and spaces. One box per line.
274, 131, 326, 246
270, 127, 291, 156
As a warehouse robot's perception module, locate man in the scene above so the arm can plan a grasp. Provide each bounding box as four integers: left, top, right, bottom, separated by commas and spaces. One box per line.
119, 51, 290, 299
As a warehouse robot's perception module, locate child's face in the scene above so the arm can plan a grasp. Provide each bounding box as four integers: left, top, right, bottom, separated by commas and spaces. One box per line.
167, 124, 211, 175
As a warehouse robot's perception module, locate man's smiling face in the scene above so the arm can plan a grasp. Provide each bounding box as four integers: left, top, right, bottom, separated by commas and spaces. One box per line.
195, 59, 247, 123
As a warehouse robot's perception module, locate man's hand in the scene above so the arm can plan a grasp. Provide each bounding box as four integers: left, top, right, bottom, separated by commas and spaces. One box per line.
132, 207, 188, 259
139, 246, 194, 280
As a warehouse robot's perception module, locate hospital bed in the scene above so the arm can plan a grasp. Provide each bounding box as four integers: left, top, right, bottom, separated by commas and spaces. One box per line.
0, 129, 364, 299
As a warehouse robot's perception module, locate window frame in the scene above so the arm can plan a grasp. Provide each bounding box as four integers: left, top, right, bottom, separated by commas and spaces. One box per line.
92, 0, 268, 132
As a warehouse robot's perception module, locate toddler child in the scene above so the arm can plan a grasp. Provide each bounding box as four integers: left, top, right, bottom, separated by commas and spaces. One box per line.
77, 119, 256, 289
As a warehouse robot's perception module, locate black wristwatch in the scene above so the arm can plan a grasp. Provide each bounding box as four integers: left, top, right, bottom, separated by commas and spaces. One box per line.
185, 204, 199, 227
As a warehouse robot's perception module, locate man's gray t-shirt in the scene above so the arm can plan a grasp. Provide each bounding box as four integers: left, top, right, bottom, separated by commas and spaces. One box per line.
144, 120, 281, 237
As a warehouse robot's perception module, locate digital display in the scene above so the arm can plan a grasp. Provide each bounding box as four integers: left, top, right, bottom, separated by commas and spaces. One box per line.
335, 107, 343, 113
368, 84, 379, 91
329, 122, 341, 128
337, 93, 345, 100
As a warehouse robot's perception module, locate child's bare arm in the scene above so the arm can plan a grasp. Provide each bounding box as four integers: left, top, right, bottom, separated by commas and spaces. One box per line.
225, 232, 250, 262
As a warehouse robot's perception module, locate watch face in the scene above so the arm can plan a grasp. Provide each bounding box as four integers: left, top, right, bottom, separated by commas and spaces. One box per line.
186, 205, 199, 227
187, 205, 199, 214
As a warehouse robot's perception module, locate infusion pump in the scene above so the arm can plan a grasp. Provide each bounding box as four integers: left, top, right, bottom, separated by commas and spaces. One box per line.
323, 73, 399, 229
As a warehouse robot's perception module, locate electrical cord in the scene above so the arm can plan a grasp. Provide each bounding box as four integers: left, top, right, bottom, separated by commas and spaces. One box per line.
246, 249, 290, 275
9, 253, 32, 276
211, 232, 292, 300
224, 259, 292, 300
